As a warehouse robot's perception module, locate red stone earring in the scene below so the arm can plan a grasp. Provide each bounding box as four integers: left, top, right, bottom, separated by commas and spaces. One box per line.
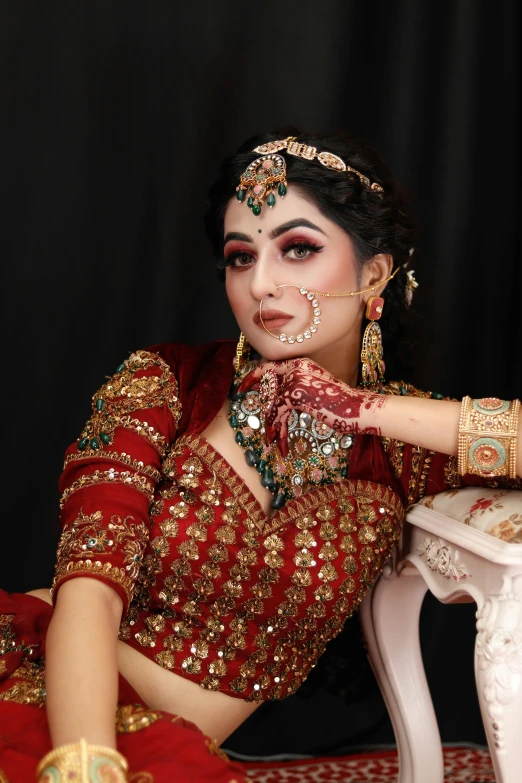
360, 296, 386, 388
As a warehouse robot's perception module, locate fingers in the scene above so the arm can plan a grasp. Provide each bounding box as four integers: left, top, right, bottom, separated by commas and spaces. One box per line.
277, 432, 289, 459
263, 407, 291, 458
237, 368, 261, 393
264, 419, 288, 457
278, 410, 291, 457
237, 360, 287, 393
264, 418, 278, 447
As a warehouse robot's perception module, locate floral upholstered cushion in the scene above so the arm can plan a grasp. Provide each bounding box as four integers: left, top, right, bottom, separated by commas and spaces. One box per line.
416, 488, 522, 543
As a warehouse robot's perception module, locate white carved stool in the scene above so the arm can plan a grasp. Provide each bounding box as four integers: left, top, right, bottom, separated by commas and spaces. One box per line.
360, 487, 522, 783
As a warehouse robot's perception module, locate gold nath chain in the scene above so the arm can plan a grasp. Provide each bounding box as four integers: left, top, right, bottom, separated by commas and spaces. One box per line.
315, 266, 400, 298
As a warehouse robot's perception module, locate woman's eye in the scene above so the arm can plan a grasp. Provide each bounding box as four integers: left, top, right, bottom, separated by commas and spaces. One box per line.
226, 252, 253, 268
283, 243, 323, 261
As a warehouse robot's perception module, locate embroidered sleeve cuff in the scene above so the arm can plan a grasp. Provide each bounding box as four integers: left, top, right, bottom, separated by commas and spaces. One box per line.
51, 562, 134, 612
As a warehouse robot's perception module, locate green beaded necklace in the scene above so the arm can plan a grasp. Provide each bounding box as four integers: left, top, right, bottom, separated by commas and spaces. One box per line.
228, 383, 354, 510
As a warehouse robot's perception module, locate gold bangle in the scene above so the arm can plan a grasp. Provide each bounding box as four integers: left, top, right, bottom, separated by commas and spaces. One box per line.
37, 738, 128, 782
458, 396, 520, 479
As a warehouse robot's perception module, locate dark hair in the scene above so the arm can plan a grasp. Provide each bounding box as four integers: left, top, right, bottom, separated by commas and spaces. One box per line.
205, 129, 417, 378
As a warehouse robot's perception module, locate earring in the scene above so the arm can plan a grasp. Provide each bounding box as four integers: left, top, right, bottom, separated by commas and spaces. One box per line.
235, 332, 251, 379
360, 296, 386, 388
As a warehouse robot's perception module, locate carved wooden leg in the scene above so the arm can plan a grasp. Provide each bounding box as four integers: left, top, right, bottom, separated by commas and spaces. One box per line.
474, 577, 522, 783
360, 565, 444, 783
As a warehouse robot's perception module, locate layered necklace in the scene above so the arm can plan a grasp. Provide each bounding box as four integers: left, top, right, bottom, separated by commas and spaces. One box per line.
228, 381, 354, 510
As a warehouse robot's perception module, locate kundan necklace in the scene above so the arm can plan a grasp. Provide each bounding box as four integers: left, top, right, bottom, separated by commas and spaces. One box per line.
228, 383, 354, 510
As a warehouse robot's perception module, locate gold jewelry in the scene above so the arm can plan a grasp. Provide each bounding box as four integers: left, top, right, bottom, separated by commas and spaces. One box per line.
259, 285, 321, 344
314, 266, 399, 298
259, 369, 279, 415
458, 397, 520, 479
235, 332, 251, 378
228, 385, 354, 509
236, 153, 287, 216
405, 269, 419, 306
360, 296, 386, 388
258, 268, 400, 345
37, 739, 128, 782
236, 136, 384, 215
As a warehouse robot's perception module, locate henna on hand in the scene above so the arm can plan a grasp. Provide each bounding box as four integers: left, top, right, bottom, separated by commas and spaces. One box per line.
239, 358, 386, 451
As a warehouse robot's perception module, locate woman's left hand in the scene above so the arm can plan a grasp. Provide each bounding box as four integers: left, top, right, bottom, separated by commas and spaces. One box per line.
239, 357, 383, 455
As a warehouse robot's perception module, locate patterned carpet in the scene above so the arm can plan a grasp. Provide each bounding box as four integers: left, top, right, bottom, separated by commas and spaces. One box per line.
241, 746, 495, 782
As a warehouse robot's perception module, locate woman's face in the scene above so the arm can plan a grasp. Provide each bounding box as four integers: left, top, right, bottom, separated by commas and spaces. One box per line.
224, 188, 386, 374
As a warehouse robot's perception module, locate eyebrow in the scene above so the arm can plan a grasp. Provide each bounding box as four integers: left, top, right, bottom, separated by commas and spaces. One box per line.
223, 218, 328, 246
269, 218, 328, 240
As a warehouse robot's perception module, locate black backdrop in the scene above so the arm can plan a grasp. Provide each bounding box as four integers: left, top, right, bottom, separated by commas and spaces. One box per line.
1, 0, 520, 755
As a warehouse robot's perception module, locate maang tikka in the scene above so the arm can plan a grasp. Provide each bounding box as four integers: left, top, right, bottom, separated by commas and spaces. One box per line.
236, 154, 287, 216
236, 136, 385, 217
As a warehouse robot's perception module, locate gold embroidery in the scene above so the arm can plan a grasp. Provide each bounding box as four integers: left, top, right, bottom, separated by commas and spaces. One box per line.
0, 615, 16, 657
205, 738, 230, 762
59, 469, 155, 509
155, 650, 175, 668
418, 451, 433, 500
117, 416, 168, 456
316, 505, 336, 522
407, 446, 427, 507
116, 703, 162, 733
319, 521, 337, 540
179, 434, 404, 532
356, 502, 378, 525
444, 455, 462, 488
76, 350, 180, 451
381, 381, 448, 490
52, 510, 148, 602
383, 380, 433, 400
123, 432, 404, 703
381, 437, 405, 479
0, 661, 46, 707
0, 614, 38, 659
0, 661, 6, 674
340, 534, 356, 553
52, 559, 135, 604
151, 536, 171, 557
63, 450, 162, 483
358, 525, 377, 544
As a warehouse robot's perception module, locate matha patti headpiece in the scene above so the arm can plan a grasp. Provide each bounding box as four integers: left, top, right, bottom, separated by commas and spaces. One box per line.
236, 136, 384, 216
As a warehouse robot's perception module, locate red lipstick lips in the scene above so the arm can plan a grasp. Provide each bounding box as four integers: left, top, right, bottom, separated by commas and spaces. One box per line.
253, 309, 293, 330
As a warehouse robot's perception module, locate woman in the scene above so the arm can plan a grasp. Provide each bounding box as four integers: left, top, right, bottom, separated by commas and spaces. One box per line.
1, 132, 520, 782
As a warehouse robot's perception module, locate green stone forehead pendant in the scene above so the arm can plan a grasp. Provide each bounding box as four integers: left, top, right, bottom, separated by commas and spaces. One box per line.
235, 154, 287, 217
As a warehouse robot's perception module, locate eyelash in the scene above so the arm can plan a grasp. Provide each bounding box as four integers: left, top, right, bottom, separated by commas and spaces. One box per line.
219, 240, 324, 269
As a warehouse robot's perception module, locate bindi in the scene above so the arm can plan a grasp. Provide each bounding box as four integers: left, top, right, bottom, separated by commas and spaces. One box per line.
258, 229, 262, 233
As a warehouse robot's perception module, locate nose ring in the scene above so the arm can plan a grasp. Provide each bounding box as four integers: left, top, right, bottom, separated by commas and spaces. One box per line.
259, 285, 321, 344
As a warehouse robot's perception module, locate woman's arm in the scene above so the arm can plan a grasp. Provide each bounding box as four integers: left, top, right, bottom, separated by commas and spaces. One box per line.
45, 578, 123, 748
362, 393, 522, 479
248, 358, 522, 478
42, 349, 180, 767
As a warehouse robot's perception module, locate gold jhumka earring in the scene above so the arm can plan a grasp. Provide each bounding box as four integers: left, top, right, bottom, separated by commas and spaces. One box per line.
360, 296, 386, 388
235, 332, 251, 379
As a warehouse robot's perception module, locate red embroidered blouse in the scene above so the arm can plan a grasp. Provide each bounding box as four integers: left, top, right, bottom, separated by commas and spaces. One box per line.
52, 341, 521, 702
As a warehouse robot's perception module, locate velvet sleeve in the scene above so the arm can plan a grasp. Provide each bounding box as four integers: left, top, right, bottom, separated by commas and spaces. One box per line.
51, 350, 181, 613
380, 381, 522, 508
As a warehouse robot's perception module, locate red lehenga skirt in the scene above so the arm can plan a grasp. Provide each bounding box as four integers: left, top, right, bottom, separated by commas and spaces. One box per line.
0, 590, 250, 783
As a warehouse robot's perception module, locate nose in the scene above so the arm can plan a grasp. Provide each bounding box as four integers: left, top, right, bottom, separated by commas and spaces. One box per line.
249, 256, 282, 303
